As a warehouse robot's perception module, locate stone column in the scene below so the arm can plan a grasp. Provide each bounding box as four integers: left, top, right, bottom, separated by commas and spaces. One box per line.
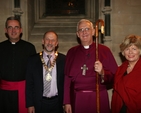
13, 0, 23, 20
102, 0, 112, 48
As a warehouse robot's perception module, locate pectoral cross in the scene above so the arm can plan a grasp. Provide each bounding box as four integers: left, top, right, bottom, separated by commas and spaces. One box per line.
81, 64, 88, 75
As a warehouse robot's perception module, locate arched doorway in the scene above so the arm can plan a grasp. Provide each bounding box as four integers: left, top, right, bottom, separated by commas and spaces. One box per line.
45, 0, 85, 16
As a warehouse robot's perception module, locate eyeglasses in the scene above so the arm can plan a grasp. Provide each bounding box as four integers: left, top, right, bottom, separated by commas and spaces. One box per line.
7, 26, 20, 30
78, 28, 90, 32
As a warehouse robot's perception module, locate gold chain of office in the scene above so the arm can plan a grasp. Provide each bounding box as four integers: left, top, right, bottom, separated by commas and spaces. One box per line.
39, 51, 58, 72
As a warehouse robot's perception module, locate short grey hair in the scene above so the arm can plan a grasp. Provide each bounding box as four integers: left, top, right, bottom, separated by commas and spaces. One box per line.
76, 19, 94, 31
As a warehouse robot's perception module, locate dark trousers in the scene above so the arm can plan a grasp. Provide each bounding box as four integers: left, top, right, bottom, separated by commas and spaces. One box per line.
41, 96, 64, 113
0, 89, 18, 113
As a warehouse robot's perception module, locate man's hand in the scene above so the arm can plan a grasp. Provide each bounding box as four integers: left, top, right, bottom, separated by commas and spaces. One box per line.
28, 106, 35, 113
64, 104, 72, 113
94, 60, 104, 75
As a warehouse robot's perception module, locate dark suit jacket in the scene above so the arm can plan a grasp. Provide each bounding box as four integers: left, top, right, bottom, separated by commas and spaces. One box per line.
26, 52, 65, 113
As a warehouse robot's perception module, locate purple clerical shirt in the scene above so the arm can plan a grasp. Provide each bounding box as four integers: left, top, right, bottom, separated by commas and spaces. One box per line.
64, 42, 118, 113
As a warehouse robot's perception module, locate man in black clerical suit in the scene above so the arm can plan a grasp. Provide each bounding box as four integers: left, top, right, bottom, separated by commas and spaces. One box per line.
0, 16, 36, 113
26, 31, 65, 113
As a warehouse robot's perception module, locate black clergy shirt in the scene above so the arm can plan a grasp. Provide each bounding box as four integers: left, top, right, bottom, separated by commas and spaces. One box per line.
0, 39, 36, 81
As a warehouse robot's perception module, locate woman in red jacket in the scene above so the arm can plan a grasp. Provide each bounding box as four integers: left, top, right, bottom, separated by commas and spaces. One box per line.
111, 34, 141, 113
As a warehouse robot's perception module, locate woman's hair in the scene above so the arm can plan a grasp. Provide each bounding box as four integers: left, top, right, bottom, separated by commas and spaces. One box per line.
120, 34, 141, 55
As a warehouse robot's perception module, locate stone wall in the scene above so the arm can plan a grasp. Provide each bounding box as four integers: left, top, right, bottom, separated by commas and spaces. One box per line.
0, 0, 35, 42
0, 0, 141, 65
0, 0, 141, 108
111, 0, 141, 65
0, 0, 13, 41
27, 0, 35, 40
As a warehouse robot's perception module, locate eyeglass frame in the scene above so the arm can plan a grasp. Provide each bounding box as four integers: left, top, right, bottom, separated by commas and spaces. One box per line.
7, 26, 21, 30
77, 28, 91, 33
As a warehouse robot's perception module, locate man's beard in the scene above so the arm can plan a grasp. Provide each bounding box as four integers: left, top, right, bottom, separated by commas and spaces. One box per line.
46, 49, 53, 52
44, 46, 54, 52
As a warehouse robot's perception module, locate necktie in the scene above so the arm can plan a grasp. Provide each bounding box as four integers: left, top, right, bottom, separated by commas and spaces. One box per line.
47, 55, 51, 68
43, 55, 52, 96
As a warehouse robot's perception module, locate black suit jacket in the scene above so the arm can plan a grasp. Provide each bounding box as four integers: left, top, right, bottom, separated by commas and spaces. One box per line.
26, 52, 65, 113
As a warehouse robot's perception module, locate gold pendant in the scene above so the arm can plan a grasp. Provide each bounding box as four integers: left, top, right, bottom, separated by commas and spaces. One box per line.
46, 73, 52, 81
48, 68, 52, 72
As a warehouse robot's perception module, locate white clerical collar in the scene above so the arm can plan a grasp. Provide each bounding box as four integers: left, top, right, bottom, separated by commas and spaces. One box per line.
84, 45, 89, 49
11, 42, 16, 44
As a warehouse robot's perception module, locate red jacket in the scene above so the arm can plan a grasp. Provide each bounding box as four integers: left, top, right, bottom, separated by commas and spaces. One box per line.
111, 57, 141, 113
